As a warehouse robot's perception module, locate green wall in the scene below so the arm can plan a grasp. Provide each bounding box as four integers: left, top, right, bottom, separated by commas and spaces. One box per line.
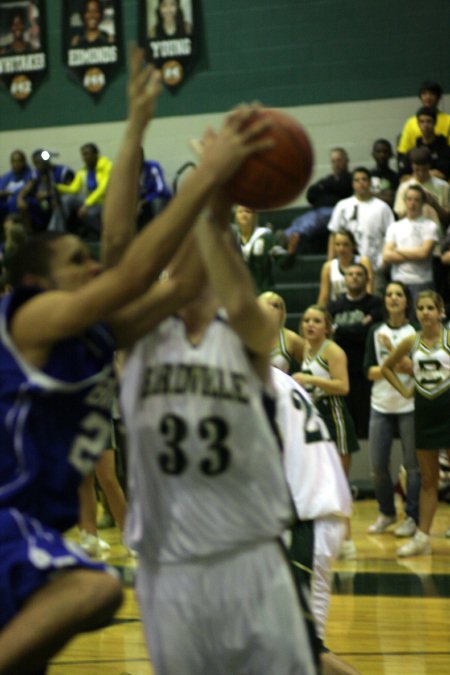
1, 0, 449, 131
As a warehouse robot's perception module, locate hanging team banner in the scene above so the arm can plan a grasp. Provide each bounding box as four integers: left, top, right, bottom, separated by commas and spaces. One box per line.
138, 0, 199, 91
63, 0, 122, 98
0, 0, 47, 103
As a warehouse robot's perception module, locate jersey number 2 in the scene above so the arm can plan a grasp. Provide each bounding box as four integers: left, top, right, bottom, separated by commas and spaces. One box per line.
158, 414, 231, 476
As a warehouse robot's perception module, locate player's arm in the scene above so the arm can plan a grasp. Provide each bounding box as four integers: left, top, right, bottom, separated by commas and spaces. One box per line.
11, 61, 274, 357
101, 46, 162, 267
109, 232, 206, 348
380, 334, 416, 398
195, 195, 279, 357
293, 342, 349, 395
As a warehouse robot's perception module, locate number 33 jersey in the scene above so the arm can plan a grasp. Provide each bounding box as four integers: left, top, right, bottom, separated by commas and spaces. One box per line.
0, 288, 115, 532
121, 314, 295, 563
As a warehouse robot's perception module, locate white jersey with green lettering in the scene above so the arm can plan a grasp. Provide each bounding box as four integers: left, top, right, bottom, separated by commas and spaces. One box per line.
121, 313, 294, 563
271, 367, 352, 520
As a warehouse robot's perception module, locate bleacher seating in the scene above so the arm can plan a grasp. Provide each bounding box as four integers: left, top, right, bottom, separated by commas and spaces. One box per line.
260, 207, 327, 330
274, 255, 325, 330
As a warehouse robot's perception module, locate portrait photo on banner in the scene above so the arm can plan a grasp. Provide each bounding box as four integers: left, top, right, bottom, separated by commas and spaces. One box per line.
0, 0, 47, 103
140, 0, 199, 91
63, 0, 122, 98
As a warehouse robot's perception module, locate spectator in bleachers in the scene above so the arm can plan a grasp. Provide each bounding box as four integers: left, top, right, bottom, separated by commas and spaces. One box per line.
327, 263, 383, 439
136, 148, 172, 230
383, 184, 439, 312
397, 80, 450, 157
364, 281, 419, 538
369, 139, 399, 208
0, 213, 28, 283
233, 205, 296, 293
48, 143, 112, 240
17, 149, 74, 233
317, 229, 373, 306
285, 147, 352, 252
327, 167, 394, 294
0, 151, 32, 225
439, 225, 450, 304
394, 147, 450, 229
398, 107, 450, 181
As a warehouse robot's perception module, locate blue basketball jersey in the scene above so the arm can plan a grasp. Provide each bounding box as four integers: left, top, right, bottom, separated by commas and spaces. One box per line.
0, 287, 116, 532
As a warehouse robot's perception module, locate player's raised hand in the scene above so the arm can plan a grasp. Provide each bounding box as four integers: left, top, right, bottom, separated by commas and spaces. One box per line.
197, 106, 275, 184
127, 44, 162, 132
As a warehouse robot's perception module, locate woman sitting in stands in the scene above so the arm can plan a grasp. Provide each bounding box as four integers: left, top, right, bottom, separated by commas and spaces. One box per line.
317, 229, 373, 306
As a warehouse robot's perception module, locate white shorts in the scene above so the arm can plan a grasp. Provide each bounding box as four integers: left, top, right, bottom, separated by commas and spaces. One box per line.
136, 540, 317, 675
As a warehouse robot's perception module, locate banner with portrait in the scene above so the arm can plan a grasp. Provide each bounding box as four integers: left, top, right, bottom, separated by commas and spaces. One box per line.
63, 0, 122, 98
138, 0, 200, 91
0, 0, 47, 103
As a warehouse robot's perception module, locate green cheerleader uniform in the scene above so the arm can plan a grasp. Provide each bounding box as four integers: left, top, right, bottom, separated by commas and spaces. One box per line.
412, 327, 450, 449
301, 339, 360, 455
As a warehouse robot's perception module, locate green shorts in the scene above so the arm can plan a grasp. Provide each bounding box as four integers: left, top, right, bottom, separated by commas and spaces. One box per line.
316, 396, 360, 455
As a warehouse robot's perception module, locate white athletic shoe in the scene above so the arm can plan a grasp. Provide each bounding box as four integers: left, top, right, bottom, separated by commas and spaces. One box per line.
367, 514, 396, 534
397, 531, 431, 557
339, 539, 357, 560
394, 516, 417, 538
79, 530, 111, 557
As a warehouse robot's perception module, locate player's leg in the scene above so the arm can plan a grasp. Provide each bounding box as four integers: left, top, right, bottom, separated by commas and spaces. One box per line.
0, 568, 122, 675
135, 562, 209, 675
312, 519, 361, 674
95, 448, 127, 532
78, 473, 110, 556
312, 518, 345, 642
241, 542, 318, 674
136, 542, 317, 675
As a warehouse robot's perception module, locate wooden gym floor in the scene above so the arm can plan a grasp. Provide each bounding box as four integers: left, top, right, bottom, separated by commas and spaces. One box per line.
48, 498, 450, 675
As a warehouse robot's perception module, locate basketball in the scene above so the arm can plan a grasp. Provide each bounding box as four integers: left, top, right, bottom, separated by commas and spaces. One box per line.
226, 108, 314, 210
